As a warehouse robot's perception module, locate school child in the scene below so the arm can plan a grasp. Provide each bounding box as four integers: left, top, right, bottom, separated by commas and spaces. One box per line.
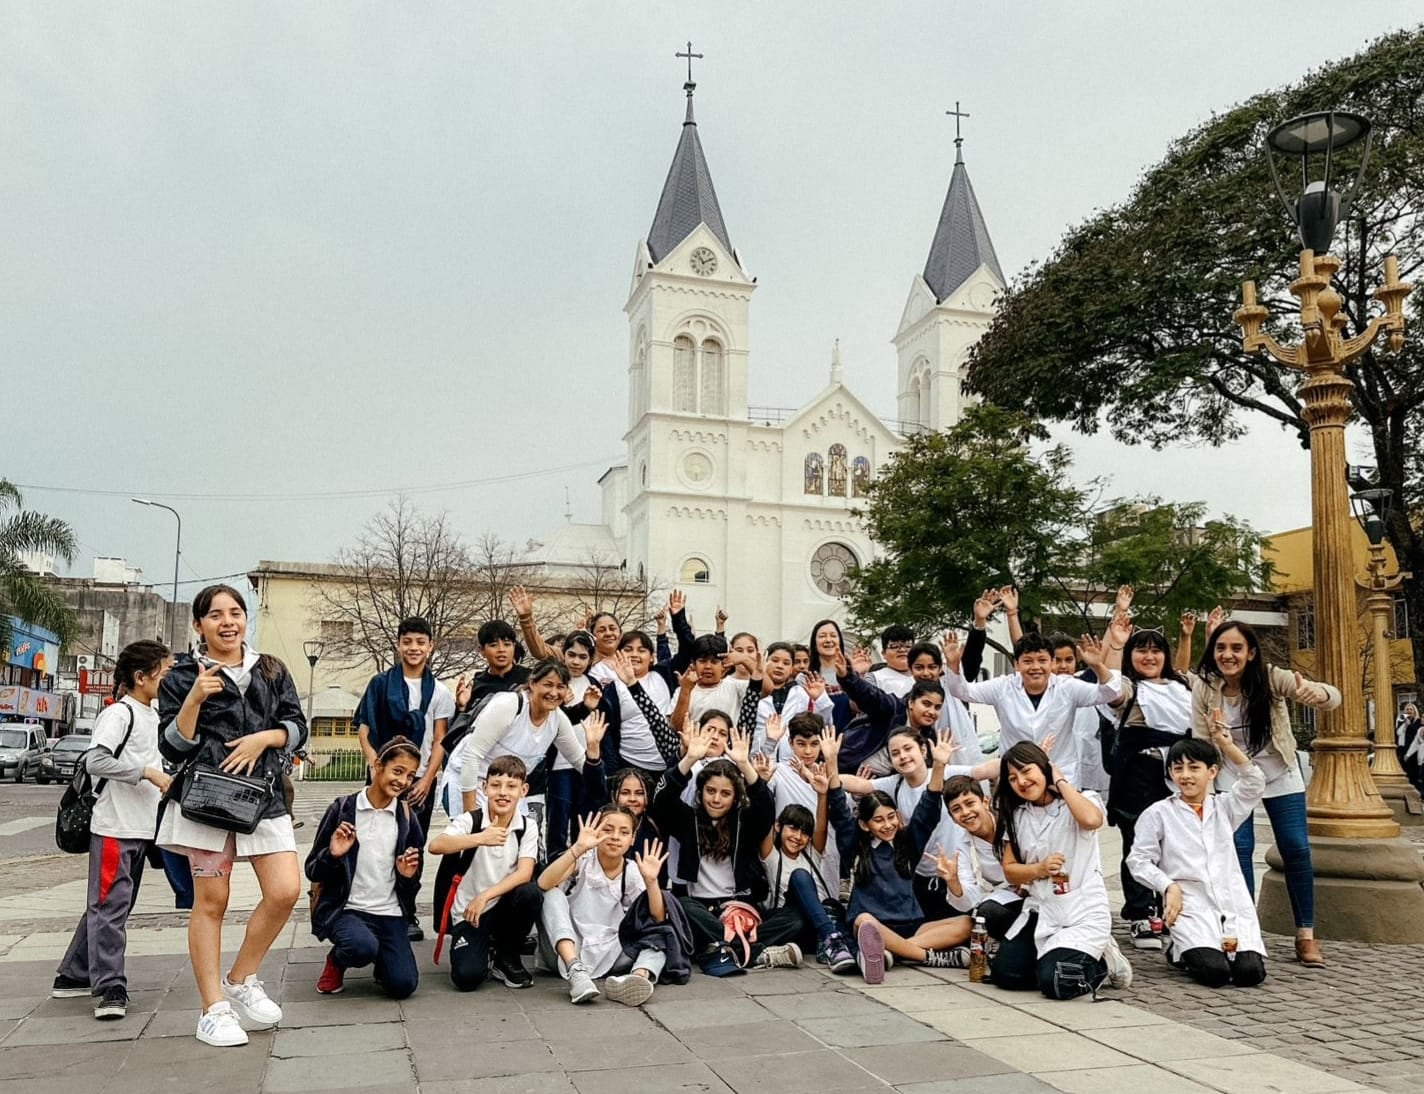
673, 634, 750, 725
836, 653, 949, 773
537, 808, 674, 1006
306, 738, 425, 999
352, 616, 454, 941
156, 585, 307, 1049
455, 619, 531, 710
1126, 727, 1268, 988
53, 640, 174, 1020
1044, 635, 1113, 796
823, 727, 973, 984
587, 622, 695, 784
734, 641, 798, 741
943, 629, 1123, 787
940, 775, 1022, 941
758, 789, 857, 974
869, 624, 917, 698
546, 630, 602, 861
990, 742, 1133, 999
430, 755, 542, 991
650, 722, 799, 974
751, 713, 842, 892
1191, 620, 1339, 968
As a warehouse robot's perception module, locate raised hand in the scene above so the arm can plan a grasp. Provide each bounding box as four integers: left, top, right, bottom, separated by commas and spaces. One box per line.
1210, 708, 1232, 748
611, 648, 637, 686
929, 848, 961, 885
582, 681, 603, 710
1107, 611, 1133, 649
751, 752, 774, 783
818, 725, 842, 768
1180, 610, 1197, 636
668, 589, 685, 616
635, 839, 668, 884
1077, 633, 1107, 673
582, 710, 607, 752
929, 727, 956, 767
830, 649, 849, 678
395, 846, 422, 879
850, 647, 873, 676
806, 760, 831, 796
186, 660, 225, 707
715, 606, 729, 632
1114, 584, 1134, 614
678, 665, 699, 692
726, 725, 752, 766
764, 712, 785, 743
997, 585, 1020, 614
455, 675, 472, 708
1206, 605, 1226, 635
973, 588, 999, 627
654, 605, 668, 634
941, 631, 965, 673
803, 671, 827, 702
1041, 732, 1057, 756
329, 820, 357, 858
684, 720, 715, 763
508, 585, 535, 619
572, 812, 601, 855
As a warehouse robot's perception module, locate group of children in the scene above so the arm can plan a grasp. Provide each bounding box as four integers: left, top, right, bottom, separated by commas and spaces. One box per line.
52, 580, 1341, 1048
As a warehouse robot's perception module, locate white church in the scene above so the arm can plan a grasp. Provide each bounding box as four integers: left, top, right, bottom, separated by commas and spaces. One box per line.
531, 73, 1004, 642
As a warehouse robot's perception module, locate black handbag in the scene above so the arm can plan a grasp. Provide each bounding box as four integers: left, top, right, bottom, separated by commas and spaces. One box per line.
178, 766, 275, 835
55, 707, 135, 853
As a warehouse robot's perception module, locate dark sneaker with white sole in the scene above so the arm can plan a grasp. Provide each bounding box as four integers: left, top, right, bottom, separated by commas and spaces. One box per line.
490, 951, 533, 989
52, 974, 90, 999
94, 985, 128, 1020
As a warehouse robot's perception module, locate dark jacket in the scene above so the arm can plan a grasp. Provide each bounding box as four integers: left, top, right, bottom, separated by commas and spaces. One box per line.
618, 889, 695, 984
579, 757, 668, 885
305, 792, 425, 939
830, 779, 942, 923
157, 653, 307, 822
460, 665, 531, 712
651, 762, 774, 903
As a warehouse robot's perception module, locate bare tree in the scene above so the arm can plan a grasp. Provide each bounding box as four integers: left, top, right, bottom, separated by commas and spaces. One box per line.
309, 498, 512, 679
563, 549, 662, 635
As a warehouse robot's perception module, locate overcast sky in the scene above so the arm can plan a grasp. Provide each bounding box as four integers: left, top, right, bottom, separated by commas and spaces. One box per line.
4, 2, 1420, 600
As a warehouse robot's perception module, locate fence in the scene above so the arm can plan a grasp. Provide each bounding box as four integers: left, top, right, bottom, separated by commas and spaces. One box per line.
299, 748, 368, 782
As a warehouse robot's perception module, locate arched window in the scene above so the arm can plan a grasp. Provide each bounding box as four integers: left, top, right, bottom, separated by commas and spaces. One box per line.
631, 341, 648, 419
828, 444, 848, 497
679, 556, 712, 584
700, 339, 725, 415
672, 335, 696, 412
916, 366, 932, 428
906, 375, 922, 431
804, 453, 824, 496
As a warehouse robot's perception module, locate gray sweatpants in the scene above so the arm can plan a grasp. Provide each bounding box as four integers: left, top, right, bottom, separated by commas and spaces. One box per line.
538, 886, 666, 981
57, 835, 148, 994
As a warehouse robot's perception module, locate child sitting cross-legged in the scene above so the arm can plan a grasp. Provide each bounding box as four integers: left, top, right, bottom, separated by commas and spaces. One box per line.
824, 726, 974, 984
1125, 718, 1268, 988
429, 755, 542, 991
537, 808, 674, 1006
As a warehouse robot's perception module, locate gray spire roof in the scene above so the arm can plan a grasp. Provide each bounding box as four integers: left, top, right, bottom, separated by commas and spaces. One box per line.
646, 88, 732, 264
922, 148, 1002, 303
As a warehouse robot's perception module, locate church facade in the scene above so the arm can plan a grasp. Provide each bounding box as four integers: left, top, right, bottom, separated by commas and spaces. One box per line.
533, 77, 1004, 642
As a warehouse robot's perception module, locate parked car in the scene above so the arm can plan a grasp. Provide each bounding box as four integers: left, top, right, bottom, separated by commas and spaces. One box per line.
49, 735, 93, 782
0, 723, 52, 783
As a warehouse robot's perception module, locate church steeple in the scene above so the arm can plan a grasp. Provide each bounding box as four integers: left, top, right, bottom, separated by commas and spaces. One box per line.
921, 104, 1002, 304
646, 42, 733, 264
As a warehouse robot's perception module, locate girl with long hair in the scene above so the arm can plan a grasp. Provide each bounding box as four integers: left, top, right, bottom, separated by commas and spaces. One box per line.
1192, 620, 1339, 968
157, 584, 307, 1048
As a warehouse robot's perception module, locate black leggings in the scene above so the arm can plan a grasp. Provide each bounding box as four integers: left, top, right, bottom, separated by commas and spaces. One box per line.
988, 911, 1106, 999
1179, 947, 1266, 988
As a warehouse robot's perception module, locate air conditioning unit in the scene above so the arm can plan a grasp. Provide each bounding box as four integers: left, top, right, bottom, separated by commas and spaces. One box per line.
76, 655, 94, 671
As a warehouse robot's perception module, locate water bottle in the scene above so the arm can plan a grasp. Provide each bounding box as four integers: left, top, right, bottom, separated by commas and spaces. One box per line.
969, 915, 988, 983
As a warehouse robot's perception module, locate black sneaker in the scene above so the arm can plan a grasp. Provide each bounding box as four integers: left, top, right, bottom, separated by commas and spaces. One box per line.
52, 974, 90, 999
94, 985, 128, 1020
407, 918, 425, 942
490, 952, 533, 989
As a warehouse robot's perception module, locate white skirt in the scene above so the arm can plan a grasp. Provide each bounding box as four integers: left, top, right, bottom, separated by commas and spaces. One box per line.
158, 807, 297, 859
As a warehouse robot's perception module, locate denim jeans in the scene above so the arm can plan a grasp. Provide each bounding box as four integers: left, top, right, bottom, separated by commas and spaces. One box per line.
786, 869, 839, 940
1233, 791, 1314, 929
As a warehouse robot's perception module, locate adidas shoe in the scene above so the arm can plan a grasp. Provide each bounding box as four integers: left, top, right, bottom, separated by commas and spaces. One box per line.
490, 951, 533, 989
567, 963, 600, 1004
1103, 936, 1134, 989
1129, 919, 1163, 951
856, 921, 886, 985
603, 972, 655, 1006
753, 943, 802, 970
222, 973, 283, 1027
196, 1001, 249, 1047
316, 954, 344, 995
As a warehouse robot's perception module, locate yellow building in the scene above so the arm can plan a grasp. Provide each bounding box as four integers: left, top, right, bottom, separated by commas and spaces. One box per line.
1263, 525, 1417, 725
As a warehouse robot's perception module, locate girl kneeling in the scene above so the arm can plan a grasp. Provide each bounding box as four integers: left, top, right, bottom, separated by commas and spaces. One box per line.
306, 738, 425, 999
991, 742, 1131, 999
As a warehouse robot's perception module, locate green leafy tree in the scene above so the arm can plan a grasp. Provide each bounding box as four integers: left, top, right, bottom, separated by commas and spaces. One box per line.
964, 28, 1424, 685
0, 480, 78, 653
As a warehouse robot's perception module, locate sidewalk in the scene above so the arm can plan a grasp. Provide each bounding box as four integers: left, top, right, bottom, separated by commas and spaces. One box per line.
0, 782, 1412, 1094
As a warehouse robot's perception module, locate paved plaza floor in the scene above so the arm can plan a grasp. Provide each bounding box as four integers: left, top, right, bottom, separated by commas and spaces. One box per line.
0, 780, 1419, 1094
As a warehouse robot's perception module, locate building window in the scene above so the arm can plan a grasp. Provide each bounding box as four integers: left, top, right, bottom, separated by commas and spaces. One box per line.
810, 541, 859, 598
1394, 595, 1410, 639
1295, 604, 1315, 651
827, 444, 848, 497
319, 620, 353, 641
852, 456, 871, 498
672, 335, 696, 412
632, 342, 648, 418
804, 453, 824, 496
679, 556, 712, 584
700, 340, 725, 415
311, 716, 354, 737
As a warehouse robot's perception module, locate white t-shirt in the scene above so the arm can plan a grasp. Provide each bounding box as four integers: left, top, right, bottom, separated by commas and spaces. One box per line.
348, 789, 403, 916
562, 849, 647, 976
404, 677, 456, 778
689, 851, 737, 900
612, 673, 672, 769
762, 845, 831, 908
445, 810, 539, 919
688, 677, 748, 723
870, 666, 914, 699
552, 671, 591, 773
90, 696, 162, 840
1217, 696, 1301, 797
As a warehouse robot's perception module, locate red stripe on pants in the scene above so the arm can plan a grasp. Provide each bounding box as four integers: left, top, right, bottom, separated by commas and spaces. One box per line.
98, 836, 121, 906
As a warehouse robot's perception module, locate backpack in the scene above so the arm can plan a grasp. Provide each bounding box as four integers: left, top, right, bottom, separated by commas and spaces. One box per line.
432, 808, 528, 963
306, 793, 413, 924
55, 706, 136, 854
441, 690, 525, 760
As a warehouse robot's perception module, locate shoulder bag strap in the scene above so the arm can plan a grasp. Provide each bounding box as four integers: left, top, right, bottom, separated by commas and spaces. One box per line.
93, 704, 138, 799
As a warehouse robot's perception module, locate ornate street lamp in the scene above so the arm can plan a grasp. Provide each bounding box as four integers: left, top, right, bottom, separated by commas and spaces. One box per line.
302, 639, 324, 727
1349, 485, 1422, 825
1234, 111, 1424, 941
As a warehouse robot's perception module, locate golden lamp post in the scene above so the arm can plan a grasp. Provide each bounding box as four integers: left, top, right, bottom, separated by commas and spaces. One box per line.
1349, 484, 1422, 825
1233, 110, 1424, 942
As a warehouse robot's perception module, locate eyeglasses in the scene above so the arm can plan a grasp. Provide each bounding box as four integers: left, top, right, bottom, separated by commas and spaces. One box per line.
885, 642, 913, 653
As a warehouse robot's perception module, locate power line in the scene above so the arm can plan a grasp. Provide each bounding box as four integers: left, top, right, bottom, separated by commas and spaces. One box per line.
15, 456, 622, 502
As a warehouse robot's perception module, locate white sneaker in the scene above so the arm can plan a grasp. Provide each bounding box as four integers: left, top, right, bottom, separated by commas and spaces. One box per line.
753, 943, 803, 970
1103, 936, 1134, 989
222, 974, 283, 1027
567, 964, 600, 1005
196, 1001, 249, 1047
603, 973, 655, 1006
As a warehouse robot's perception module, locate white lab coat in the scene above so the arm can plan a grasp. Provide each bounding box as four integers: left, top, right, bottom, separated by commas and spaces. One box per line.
945, 669, 1122, 787
1125, 761, 1267, 961
1007, 791, 1111, 958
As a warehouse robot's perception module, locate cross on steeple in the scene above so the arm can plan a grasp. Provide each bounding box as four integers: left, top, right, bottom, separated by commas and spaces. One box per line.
946, 100, 970, 161
676, 41, 704, 89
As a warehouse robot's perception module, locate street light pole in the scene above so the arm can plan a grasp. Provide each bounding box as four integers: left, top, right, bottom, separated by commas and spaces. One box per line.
131, 498, 182, 652
1233, 110, 1424, 942
302, 640, 324, 727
